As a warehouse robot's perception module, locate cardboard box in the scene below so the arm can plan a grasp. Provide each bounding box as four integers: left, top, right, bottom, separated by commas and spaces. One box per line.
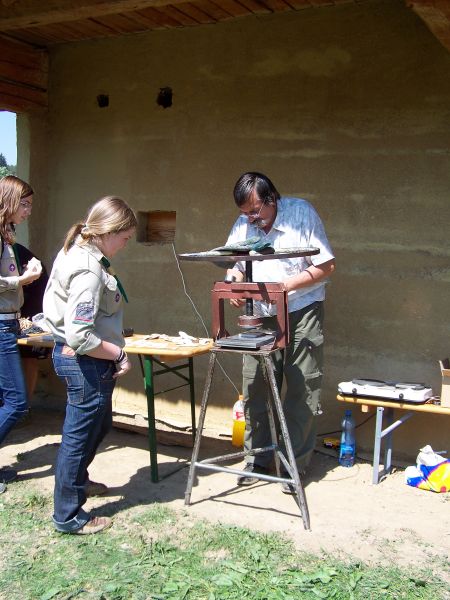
439, 359, 450, 408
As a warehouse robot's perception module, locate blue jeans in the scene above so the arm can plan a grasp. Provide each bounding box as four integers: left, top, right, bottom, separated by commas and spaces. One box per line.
0, 319, 28, 445
52, 343, 116, 532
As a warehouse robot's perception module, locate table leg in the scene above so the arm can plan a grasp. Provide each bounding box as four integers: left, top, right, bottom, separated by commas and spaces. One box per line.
372, 406, 384, 485
142, 355, 158, 483
384, 407, 394, 476
188, 357, 196, 442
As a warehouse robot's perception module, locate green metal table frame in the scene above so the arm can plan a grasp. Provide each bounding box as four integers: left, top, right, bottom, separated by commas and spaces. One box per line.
137, 354, 197, 482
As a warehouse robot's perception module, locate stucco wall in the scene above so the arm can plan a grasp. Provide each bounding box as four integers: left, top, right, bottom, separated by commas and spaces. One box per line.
28, 0, 450, 459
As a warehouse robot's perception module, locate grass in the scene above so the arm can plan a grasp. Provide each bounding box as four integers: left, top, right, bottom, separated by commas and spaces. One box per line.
0, 482, 448, 600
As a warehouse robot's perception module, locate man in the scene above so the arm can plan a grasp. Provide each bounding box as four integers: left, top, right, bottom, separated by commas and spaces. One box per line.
225, 172, 335, 489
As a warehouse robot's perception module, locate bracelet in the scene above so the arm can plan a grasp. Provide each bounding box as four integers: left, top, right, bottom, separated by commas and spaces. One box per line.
115, 348, 125, 363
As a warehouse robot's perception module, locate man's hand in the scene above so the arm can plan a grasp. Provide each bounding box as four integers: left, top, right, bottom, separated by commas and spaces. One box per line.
226, 268, 246, 307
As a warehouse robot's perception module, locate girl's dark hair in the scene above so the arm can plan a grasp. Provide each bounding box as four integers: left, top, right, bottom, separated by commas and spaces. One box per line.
233, 172, 280, 207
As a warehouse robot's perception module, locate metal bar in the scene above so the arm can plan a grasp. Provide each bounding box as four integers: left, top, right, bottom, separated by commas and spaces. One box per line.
184, 351, 217, 505
380, 412, 413, 438
383, 407, 394, 475
193, 462, 294, 484
372, 407, 384, 484
245, 258, 253, 316
188, 357, 196, 441
197, 445, 276, 465
260, 354, 281, 476
151, 358, 190, 380
154, 382, 188, 395
264, 355, 310, 530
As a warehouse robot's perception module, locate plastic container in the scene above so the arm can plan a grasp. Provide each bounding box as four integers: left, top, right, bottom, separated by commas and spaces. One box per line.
231, 394, 245, 447
339, 409, 356, 467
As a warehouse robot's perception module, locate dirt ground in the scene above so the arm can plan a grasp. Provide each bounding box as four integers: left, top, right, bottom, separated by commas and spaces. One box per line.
1, 407, 449, 576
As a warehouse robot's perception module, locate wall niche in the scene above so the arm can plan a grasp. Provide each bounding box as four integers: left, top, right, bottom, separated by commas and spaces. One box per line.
137, 210, 176, 244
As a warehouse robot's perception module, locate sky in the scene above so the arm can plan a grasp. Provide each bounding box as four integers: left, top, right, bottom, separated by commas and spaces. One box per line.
0, 111, 17, 165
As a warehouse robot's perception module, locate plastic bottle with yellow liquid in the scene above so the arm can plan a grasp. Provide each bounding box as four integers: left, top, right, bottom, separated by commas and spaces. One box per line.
232, 394, 246, 447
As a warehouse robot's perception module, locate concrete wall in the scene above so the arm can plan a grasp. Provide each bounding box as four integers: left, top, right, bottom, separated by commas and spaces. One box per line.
27, 0, 450, 460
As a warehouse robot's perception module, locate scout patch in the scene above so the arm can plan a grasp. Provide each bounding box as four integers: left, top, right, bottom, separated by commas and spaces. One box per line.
73, 301, 95, 324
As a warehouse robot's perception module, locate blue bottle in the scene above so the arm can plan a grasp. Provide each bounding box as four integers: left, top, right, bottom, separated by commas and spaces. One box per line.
339, 409, 356, 467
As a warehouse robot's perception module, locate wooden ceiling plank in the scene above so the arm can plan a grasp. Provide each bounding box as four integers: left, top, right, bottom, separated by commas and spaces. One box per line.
0, 79, 47, 108
93, 12, 150, 33
407, 0, 450, 52
171, 3, 215, 24
0, 60, 47, 88
37, 22, 91, 42
204, 1, 250, 18
136, 6, 182, 27
2, 29, 55, 46
115, 9, 163, 29
70, 17, 123, 37
236, 0, 272, 14
192, 1, 236, 21
0, 92, 44, 112
156, 5, 199, 26
257, 0, 295, 11
0, 35, 47, 70
0, 1, 195, 30
15, 24, 62, 43
283, 0, 312, 9
128, 9, 165, 28
307, 0, 334, 7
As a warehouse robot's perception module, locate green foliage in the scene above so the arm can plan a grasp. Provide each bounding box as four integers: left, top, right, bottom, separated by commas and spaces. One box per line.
0, 164, 16, 178
0, 485, 448, 600
0, 153, 7, 167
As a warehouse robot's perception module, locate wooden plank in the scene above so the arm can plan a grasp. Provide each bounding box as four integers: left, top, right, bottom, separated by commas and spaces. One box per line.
308, 0, 334, 6
0, 60, 47, 89
0, 79, 47, 112
171, 3, 215, 24
0, 36, 48, 89
284, 0, 312, 9
258, 0, 295, 11
127, 9, 164, 28
203, 0, 250, 18
93, 12, 151, 33
236, 0, 272, 14
408, 1, 450, 52
193, 1, 237, 20
136, 6, 182, 27
2, 28, 56, 46
0, 1, 192, 30
151, 6, 195, 26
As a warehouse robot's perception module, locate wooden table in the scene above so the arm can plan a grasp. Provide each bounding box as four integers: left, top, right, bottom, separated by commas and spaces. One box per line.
18, 333, 213, 482
337, 393, 450, 484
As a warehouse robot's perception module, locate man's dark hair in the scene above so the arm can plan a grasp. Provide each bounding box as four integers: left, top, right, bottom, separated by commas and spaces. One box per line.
233, 172, 281, 208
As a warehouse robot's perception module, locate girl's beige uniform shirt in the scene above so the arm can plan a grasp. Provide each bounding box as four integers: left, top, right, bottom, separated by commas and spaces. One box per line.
0, 241, 23, 313
43, 239, 125, 354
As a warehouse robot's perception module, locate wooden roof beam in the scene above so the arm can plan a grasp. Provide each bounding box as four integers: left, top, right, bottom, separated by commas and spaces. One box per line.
0, 0, 189, 30
0, 34, 48, 112
406, 0, 450, 52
